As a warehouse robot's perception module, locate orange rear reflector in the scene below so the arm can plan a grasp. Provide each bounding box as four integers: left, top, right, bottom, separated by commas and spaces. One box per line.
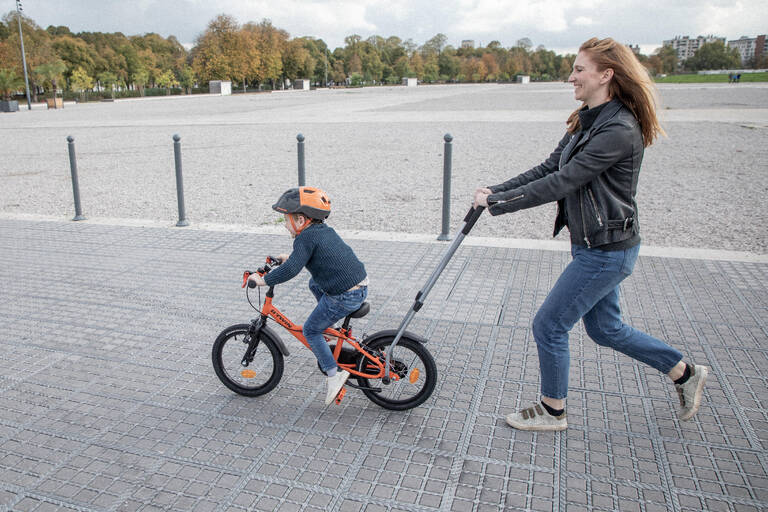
241, 369, 257, 379
409, 369, 420, 383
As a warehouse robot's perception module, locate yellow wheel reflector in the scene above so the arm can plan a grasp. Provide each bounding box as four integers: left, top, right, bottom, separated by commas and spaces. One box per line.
409, 369, 420, 383
241, 369, 257, 379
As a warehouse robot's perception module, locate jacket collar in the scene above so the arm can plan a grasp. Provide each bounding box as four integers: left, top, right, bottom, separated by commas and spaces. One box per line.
560, 99, 624, 165
584, 98, 623, 134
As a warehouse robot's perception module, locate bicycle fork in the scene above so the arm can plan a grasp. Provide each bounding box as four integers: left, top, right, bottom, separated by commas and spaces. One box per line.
241, 316, 267, 367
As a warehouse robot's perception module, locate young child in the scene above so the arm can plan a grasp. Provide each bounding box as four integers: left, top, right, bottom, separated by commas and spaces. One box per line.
248, 187, 369, 405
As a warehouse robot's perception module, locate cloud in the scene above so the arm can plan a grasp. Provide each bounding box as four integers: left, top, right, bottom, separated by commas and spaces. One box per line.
455, 0, 570, 33
573, 16, 594, 26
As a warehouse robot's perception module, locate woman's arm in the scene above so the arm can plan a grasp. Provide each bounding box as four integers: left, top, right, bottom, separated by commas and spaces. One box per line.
487, 122, 633, 215
488, 132, 572, 193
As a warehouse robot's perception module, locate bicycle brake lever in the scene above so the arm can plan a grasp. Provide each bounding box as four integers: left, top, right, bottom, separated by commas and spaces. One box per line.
242, 271, 251, 288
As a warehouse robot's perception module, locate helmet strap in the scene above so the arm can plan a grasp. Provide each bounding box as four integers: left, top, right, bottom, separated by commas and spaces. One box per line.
288, 214, 310, 236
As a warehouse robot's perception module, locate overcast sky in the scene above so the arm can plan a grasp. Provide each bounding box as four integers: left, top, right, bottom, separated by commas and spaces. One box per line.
12, 0, 768, 54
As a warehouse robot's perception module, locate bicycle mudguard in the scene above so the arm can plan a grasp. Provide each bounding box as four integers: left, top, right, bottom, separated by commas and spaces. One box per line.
257, 324, 291, 357
364, 329, 427, 345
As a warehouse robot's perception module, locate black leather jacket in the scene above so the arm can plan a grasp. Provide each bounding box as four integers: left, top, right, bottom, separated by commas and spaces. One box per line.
487, 99, 643, 248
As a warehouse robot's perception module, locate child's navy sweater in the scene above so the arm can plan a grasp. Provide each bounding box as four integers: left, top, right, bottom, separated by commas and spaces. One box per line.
264, 223, 367, 295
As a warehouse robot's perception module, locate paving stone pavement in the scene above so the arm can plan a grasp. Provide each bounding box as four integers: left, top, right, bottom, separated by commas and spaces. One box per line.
1, 218, 767, 512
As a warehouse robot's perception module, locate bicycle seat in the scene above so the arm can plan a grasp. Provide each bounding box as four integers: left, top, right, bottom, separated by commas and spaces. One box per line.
347, 302, 370, 319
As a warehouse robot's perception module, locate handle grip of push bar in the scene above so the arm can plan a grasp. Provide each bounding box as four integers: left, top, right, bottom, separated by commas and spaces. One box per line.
462, 205, 485, 235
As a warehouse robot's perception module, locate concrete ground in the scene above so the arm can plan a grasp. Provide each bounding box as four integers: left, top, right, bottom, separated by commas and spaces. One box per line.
2, 82, 768, 253
1, 217, 767, 512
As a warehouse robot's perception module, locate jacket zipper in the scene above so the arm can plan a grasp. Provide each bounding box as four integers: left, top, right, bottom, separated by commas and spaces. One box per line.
587, 189, 604, 227
580, 189, 591, 248
497, 194, 524, 204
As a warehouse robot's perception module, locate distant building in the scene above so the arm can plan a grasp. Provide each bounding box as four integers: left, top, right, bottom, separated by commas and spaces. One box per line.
663, 35, 726, 65
728, 35, 767, 65
627, 44, 641, 55
461, 40, 475, 49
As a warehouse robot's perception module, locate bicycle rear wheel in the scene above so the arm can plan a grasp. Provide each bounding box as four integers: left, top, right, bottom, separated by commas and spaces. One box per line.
212, 324, 284, 396
356, 335, 437, 411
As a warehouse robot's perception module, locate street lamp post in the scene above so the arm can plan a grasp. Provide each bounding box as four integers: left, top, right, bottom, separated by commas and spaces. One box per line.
15, 0, 32, 110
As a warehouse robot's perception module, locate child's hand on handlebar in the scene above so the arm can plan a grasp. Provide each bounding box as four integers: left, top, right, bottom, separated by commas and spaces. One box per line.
248, 274, 267, 287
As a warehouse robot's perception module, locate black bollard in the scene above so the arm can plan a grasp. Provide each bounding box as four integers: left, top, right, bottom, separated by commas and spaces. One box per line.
173, 134, 189, 227
438, 133, 453, 241
66, 136, 86, 221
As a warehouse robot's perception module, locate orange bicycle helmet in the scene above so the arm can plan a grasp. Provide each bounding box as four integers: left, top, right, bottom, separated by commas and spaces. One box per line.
272, 187, 331, 220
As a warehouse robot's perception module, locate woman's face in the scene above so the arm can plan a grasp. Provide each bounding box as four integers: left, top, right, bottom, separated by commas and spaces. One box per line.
568, 51, 612, 107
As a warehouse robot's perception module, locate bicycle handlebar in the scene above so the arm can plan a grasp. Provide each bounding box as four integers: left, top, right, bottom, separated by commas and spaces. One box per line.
242, 256, 283, 288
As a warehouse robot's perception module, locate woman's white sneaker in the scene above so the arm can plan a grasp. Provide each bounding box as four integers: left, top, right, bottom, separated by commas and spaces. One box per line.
676, 364, 708, 420
506, 403, 567, 431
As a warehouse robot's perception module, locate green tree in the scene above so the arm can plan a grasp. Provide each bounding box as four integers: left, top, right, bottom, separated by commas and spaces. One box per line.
438, 49, 460, 80
132, 68, 149, 95
156, 69, 178, 94
0, 68, 23, 100
422, 33, 447, 57
659, 45, 679, 73
33, 60, 66, 99
52, 35, 95, 80
685, 41, 740, 71
70, 66, 93, 101
243, 19, 286, 89
191, 14, 240, 83
177, 66, 195, 94
98, 70, 118, 99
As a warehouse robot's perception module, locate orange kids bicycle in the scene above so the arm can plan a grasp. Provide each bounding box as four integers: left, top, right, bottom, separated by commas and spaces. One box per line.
212, 257, 438, 410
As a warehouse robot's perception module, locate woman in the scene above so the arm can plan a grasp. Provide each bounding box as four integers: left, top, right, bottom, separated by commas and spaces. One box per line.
473, 38, 707, 431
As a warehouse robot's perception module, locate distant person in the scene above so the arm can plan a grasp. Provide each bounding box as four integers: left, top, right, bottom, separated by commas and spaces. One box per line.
728, 73, 733, 83
472, 37, 708, 431
735, 73, 742, 83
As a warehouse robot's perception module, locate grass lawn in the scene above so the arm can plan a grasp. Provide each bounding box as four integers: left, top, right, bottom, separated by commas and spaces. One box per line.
655, 72, 768, 83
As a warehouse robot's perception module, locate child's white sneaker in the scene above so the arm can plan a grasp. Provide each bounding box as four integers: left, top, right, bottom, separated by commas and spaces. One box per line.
325, 370, 350, 405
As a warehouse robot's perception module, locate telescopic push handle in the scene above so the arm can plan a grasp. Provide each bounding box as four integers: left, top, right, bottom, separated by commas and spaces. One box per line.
462, 205, 485, 234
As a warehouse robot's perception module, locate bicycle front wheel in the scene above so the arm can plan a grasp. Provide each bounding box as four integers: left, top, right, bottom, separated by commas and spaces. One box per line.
356, 335, 437, 411
212, 324, 284, 396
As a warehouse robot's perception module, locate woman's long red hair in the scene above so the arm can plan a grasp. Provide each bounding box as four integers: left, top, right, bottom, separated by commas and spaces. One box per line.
567, 38, 665, 147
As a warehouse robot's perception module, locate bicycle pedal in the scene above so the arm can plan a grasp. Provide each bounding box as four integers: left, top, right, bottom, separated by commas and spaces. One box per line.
334, 387, 346, 405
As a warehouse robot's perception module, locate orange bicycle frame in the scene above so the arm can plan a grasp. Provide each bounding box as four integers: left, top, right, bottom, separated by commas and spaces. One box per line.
259, 294, 386, 379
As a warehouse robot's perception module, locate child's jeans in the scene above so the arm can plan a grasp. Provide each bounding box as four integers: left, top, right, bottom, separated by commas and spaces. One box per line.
304, 278, 368, 373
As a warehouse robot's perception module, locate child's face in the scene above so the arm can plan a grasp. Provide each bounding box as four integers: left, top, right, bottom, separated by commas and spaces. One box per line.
284, 213, 308, 237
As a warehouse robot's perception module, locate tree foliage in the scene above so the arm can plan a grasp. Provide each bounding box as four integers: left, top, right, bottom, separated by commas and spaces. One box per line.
0, 68, 23, 100
684, 41, 741, 71
6, 9, 730, 99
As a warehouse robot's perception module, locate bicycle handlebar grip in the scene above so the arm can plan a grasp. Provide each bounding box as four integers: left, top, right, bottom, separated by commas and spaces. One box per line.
462, 206, 485, 235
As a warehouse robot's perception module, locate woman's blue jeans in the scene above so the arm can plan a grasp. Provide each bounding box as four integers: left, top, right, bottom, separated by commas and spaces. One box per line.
304, 278, 368, 373
533, 244, 683, 399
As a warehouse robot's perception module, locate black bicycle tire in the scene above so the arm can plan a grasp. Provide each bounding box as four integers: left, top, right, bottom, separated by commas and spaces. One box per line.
212, 323, 284, 396
356, 335, 437, 411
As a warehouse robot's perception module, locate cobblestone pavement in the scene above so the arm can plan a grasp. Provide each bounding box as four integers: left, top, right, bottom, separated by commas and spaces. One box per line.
1, 218, 767, 511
